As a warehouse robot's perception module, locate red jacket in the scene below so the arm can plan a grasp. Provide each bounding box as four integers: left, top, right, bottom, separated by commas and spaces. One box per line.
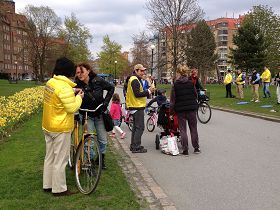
110, 102, 122, 120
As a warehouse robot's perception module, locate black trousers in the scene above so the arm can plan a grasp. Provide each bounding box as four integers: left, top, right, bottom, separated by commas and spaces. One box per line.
131, 109, 145, 149
226, 83, 232, 98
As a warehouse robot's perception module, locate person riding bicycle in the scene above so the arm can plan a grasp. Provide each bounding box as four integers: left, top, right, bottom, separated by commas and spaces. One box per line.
190, 69, 208, 101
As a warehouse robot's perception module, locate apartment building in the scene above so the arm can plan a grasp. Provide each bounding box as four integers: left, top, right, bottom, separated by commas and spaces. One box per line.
0, 0, 33, 79
157, 16, 244, 81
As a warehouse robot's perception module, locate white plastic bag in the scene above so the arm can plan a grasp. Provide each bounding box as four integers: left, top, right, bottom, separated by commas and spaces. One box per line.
167, 136, 179, 156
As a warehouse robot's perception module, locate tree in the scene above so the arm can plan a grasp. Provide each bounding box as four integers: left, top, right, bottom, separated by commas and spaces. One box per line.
184, 20, 217, 84
22, 5, 61, 82
98, 35, 129, 78
146, 0, 203, 77
230, 21, 266, 76
59, 13, 92, 63
131, 32, 150, 68
244, 5, 280, 73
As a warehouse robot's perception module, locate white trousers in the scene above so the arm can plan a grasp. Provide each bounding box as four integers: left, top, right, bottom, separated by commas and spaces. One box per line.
277, 86, 280, 103
43, 131, 71, 193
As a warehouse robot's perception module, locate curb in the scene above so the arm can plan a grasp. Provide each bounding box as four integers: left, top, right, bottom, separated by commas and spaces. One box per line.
111, 137, 177, 210
212, 106, 280, 123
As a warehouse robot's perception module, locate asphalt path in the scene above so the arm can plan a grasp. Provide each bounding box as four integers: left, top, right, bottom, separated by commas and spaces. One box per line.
115, 86, 280, 210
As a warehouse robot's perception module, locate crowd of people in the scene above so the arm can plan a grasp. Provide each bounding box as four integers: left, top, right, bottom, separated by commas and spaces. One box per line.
41, 56, 280, 197
223, 65, 280, 104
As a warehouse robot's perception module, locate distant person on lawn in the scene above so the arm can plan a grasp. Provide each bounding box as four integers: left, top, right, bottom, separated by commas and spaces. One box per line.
261, 66, 271, 98
250, 69, 261, 102
235, 69, 245, 99
42, 57, 84, 196
275, 64, 280, 104
223, 69, 233, 98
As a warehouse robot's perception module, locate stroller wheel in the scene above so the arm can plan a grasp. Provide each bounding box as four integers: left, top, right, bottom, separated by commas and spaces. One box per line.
155, 134, 160, 150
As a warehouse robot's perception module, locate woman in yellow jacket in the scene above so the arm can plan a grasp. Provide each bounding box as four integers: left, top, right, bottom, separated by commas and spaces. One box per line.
224, 69, 233, 98
42, 57, 84, 196
261, 66, 271, 98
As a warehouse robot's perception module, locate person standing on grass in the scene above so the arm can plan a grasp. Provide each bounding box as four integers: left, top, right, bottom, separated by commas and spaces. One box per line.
126, 64, 155, 153
261, 66, 271, 98
75, 62, 115, 170
42, 57, 84, 196
170, 66, 200, 156
250, 69, 261, 102
223, 69, 233, 98
235, 69, 245, 99
275, 64, 280, 104
110, 93, 126, 139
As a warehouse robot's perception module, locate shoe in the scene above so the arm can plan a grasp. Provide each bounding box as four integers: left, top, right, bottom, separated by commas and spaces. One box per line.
132, 147, 147, 153
53, 190, 77, 197
263, 96, 267, 98
120, 132, 126, 139
255, 100, 260, 103
43, 188, 52, 192
130, 145, 144, 151
194, 148, 201, 154
101, 154, 107, 170
250, 99, 254, 102
182, 150, 189, 156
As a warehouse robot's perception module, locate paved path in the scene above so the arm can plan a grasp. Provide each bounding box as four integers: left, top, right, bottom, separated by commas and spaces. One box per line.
113, 86, 280, 210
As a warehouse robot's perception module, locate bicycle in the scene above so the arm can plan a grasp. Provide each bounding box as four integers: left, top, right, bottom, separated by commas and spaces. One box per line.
146, 106, 158, 132
197, 90, 212, 124
69, 104, 103, 195
120, 103, 134, 131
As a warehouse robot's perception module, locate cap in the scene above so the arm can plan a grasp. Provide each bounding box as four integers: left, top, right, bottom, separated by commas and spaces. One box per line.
134, 64, 146, 71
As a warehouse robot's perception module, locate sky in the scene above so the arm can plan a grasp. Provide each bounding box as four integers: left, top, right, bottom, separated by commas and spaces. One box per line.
14, 0, 280, 58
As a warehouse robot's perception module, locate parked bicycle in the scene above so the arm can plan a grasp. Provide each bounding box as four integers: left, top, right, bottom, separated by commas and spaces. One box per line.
197, 90, 212, 124
69, 104, 103, 195
146, 106, 158, 132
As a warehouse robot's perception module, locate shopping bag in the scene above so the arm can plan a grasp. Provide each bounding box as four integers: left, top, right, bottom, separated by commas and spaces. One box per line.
167, 136, 179, 156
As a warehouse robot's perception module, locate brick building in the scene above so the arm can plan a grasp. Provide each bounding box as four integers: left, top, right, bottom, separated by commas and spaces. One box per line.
0, 0, 33, 79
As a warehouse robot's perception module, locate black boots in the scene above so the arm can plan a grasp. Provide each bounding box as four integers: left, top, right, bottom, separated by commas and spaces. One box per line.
95, 154, 107, 170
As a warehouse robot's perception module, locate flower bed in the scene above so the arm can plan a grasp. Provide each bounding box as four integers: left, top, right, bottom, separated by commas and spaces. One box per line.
0, 86, 44, 139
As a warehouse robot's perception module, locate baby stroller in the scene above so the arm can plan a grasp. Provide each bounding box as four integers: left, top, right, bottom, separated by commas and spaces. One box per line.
155, 102, 180, 150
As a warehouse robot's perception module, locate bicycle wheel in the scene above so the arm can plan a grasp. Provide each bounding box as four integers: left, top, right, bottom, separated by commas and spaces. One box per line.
197, 102, 212, 124
68, 136, 75, 169
155, 134, 160, 150
146, 117, 155, 132
74, 136, 102, 194
128, 114, 133, 131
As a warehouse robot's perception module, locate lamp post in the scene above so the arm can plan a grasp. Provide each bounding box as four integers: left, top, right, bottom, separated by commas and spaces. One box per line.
114, 60, 117, 86
14, 61, 18, 83
150, 44, 155, 76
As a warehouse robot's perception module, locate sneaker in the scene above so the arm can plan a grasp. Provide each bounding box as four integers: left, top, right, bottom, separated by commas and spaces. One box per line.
43, 188, 52, 193
182, 150, 189, 156
250, 99, 254, 102
255, 100, 260, 103
120, 132, 126, 139
194, 148, 201, 154
132, 147, 147, 153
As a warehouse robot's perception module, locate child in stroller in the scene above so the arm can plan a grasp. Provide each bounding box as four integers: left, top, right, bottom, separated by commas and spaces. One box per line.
155, 102, 180, 150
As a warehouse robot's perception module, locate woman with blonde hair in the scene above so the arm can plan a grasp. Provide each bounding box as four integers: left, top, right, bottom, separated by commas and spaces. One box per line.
170, 66, 200, 156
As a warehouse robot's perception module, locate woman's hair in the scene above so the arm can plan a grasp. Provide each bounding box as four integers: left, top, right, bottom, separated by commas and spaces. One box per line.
75, 62, 97, 77
53, 57, 76, 77
112, 93, 120, 103
176, 65, 188, 77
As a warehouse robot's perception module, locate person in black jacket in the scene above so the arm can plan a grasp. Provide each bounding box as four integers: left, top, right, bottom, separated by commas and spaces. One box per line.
75, 62, 115, 169
170, 66, 200, 156
146, 89, 167, 108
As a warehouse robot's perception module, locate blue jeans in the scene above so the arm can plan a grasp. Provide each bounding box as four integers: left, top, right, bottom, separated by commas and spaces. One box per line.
80, 114, 108, 156
263, 82, 271, 97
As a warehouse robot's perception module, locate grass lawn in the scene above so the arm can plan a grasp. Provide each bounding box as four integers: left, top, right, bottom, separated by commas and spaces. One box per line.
158, 83, 280, 118
0, 79, 40, 96
0, 113, 141, 210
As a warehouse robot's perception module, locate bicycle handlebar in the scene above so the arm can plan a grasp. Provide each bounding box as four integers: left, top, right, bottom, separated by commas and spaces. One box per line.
79, 104, 103, 113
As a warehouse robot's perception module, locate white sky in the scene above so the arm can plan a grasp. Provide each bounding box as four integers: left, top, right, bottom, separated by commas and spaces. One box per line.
14, 0, 280, 58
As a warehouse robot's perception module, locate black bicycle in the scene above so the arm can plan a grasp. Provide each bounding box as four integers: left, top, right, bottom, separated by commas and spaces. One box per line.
197, 90, 212, 124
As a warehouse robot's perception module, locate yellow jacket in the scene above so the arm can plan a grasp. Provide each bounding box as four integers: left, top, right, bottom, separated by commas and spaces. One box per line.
261, 68, 271, 83
126, 76, 146, 109
224, 73, 232, 85
42, 75, 82, 132
236, 73, 245, 85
